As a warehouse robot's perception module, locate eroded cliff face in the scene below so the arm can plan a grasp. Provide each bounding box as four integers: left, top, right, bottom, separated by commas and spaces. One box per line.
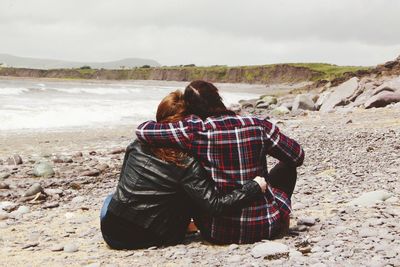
0, 64, 322, 84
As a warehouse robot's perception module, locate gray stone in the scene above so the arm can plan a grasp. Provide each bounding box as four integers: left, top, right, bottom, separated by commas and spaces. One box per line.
71, 196, 85, 203
63, 243, 79, 253
297, 216, 316, 226
16, 205, 30, 215
33, 162, 55, 177
81, 169, 100, 177
292, 94, 315, 111
50, 244, 64, 251
6, 154, 23, 165
364, 91, 400, 109
348, 190, 392, 206
315, 91, 331, 110
23, 183, 43, 197
0, 172, 11, 180
320, 77, 359, 112
251, 241, 289, 259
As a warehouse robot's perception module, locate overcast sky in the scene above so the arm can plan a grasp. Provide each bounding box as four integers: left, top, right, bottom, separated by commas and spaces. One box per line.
1, 0, 400, 66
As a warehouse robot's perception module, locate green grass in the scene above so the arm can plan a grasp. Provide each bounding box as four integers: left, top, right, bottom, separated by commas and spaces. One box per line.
288, 63, 371, 81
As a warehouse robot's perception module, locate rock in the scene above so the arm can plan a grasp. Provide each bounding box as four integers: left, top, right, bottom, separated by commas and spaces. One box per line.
33, 162, 55, 177
251, 241, 289, 259
6, 154, 23, 165
0, 182, 10, 189
63, 243, 79, 253
270, 106, 290, 115
23, 183, 44, 197
292, 94, 315, 111
43, 202, 60, 209
97, 163, 109, 172
320, 77, 359, 112
256, 102, 271, 109
0, 172, 11, 180
226, 255, 242, 263
73, 152, 83, 158
364, 91, 400, 109
50, 244, 64, 252
297, 217, 316, 226
229, 104, 241, 113
348, 190, 392, 206
81, 169, 101, 177
0, 212, 9, 221
359, 228, 376, 238
0, 201, 15, 211
259, 95, 278, 106
22, 242, 39, 249
228, 244, 239, 251
71, 196, 85, 203
315, 92, 331, 110
109, 148, 126, 155
16, 205, 30, 215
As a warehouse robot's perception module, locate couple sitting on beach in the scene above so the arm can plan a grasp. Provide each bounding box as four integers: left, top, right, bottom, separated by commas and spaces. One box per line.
100, 80, 304, 249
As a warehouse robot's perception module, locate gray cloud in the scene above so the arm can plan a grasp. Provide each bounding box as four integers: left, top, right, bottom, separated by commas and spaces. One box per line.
0, 0, 399, 66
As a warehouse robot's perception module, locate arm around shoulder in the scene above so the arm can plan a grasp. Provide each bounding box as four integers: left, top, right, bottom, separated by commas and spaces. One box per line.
180, 160, 262, 216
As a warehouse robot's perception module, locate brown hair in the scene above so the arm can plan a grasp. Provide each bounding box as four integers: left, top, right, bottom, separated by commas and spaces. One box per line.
150, 90, 188, 167
184, 80, 236, 120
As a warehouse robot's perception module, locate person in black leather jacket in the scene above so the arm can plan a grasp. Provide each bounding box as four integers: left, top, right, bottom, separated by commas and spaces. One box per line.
100, 91, 266, 250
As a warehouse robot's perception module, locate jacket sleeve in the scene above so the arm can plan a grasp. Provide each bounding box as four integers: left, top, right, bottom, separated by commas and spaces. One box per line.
260, 118, 305, 167
135, 118, 193, 149
180, 161, 262, 216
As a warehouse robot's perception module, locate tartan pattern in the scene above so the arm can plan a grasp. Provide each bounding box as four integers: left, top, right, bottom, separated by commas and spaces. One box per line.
136, 115, 304, 243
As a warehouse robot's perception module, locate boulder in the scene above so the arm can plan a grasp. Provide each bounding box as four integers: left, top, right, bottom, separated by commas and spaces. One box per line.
259, 95, 278, 105
270, 106, 290, 116
251, 241, 289, 259
319, 77, 359, 112
348, 190, 392, 206
315, 91, 331, 110
256, 96, 277, 109
292, 94, 315, 111
33, 162, 55, 177
364, 91, 400, 109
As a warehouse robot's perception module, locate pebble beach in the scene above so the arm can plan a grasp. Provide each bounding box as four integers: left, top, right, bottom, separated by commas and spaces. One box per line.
1, 103, 399, 266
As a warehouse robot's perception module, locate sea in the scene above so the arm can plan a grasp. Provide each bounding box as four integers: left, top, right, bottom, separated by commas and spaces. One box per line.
0, 79, 261, 132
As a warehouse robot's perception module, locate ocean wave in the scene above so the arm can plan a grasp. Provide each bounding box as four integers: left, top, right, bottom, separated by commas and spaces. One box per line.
0, 87, 30, 95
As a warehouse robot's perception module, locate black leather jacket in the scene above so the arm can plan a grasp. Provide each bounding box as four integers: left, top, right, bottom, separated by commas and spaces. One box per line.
108, 140, 262, 242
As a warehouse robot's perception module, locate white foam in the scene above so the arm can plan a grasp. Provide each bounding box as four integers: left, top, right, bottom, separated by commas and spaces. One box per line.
0, 87, 30, 95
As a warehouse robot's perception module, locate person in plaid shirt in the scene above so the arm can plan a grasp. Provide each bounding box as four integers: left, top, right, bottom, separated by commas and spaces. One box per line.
136, 80, 304, 244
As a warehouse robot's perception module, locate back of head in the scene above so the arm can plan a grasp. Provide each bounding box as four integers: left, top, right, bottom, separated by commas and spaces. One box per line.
184, 80, 235, 120
151, 90, 187, 167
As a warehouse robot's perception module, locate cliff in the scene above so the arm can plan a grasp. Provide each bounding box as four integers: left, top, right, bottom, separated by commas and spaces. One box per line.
0, 63, 370, 84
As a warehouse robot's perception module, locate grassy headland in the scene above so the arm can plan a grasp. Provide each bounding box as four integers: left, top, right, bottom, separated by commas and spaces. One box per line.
0, 63, 371, 84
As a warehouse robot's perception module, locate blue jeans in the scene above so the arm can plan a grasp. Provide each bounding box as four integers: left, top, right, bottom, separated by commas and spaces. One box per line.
100, 194, 129, 249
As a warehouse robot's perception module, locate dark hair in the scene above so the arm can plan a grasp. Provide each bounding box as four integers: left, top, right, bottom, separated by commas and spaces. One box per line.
150, 90, 187, 167
184, 80, 235, 120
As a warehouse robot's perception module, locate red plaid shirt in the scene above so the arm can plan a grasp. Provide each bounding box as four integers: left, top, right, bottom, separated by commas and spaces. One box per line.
136, 115, 304, 243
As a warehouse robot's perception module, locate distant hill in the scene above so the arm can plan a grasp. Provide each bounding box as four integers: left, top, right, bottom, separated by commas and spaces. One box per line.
0, 53, 160, 69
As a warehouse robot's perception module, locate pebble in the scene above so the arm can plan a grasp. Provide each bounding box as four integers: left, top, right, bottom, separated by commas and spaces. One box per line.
348, 190, 392, 206
251, 241, 289, 259
0, 182, 10, 189
63, 243, 79, 253
16, 205, 30, 214
23, 183, 43, 197
297, 217, 317, 226
71, 196, 85, 203
0, 172, 11, 180
50, 244, 64, 252
33, 162, 55, 177
81, 169, 101, 177
6, 154, 23, 165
